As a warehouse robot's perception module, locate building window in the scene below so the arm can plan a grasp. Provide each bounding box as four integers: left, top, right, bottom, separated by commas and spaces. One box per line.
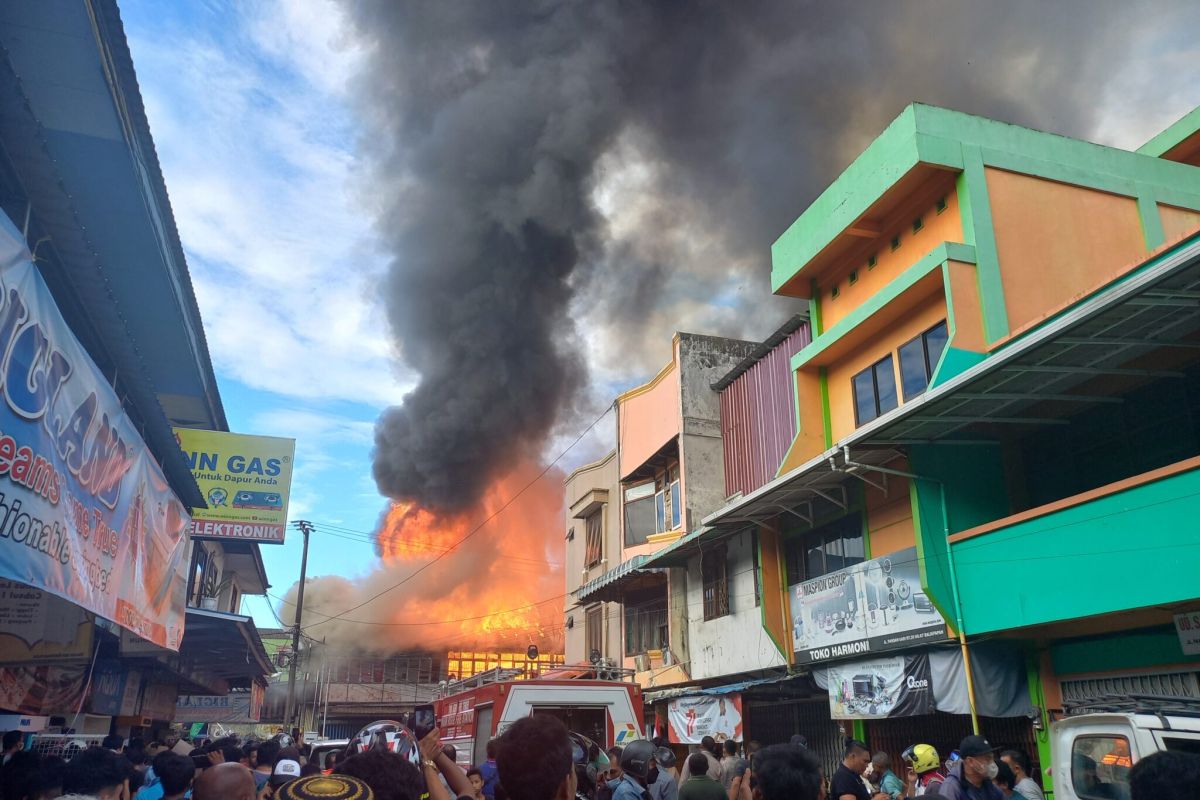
702, 545, 730, 620
624, 482, 656, 546
624, 602, 668, 655
898, 321, 949, 400
852, 354, 898, 426
584, 510, 603, 568
186, 545, 213, 607
655, 463, 682, 534
627, 460, 683, 543
585, 605, 603, 661
784, 513, 865, 585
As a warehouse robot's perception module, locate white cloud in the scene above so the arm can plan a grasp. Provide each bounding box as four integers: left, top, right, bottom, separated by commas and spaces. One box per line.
128, 2, 408, 408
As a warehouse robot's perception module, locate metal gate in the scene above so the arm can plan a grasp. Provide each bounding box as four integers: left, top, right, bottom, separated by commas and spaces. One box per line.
866, 714, 1038, 777
746, 698, 844, 778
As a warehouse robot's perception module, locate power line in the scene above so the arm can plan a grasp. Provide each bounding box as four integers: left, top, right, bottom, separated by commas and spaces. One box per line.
299, 404, 614, 631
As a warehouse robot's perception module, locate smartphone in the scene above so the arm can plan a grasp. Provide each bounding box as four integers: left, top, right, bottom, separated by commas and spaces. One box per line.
412, 703, 437, 741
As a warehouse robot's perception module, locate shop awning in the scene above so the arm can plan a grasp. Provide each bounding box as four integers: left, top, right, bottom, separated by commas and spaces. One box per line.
645, 230, 1200, 568
643, 674, 793, 704
575, 555, 659, 603
180, 609, 274, 688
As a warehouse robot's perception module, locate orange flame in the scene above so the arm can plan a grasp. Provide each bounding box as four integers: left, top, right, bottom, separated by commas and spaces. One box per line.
372, 460, 566, 653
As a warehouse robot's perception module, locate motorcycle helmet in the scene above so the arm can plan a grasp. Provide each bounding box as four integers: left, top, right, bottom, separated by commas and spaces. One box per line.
350, 720, 420, 767
619, 739, 655, 780
653, 747, 676, 769
568, 731, 604, 796
901, 743, 941, 774
274, 732, 295, 749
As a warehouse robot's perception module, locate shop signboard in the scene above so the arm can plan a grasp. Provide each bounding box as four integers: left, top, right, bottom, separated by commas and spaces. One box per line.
175, 429, 295, 544
667, 694, 743, 744
826, 654, 934, 719
789, 546, 949, 664
0, 215, 191, 651
1174, 611, 1200, 656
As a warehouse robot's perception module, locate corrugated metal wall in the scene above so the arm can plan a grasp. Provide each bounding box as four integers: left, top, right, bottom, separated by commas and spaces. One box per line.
720, 326, 811, 498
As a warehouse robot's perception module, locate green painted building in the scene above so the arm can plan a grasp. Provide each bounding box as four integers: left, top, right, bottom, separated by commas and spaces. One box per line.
646, 103, 1200, 792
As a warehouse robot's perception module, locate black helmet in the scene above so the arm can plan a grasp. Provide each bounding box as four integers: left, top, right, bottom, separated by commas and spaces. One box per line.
653, 747, 676, 769
568, 731, 604, 793
620, 739, 655, 780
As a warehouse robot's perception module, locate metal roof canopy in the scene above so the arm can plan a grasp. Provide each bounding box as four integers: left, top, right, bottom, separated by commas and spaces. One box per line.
574, 554, 665, 603
657, 232, 1200, 564
181, 608, 275, 687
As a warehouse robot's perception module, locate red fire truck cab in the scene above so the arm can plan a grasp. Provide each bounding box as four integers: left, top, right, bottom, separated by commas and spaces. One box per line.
435, 673, 645, 766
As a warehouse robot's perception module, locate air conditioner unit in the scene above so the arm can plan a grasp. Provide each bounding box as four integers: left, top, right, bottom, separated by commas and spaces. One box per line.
634, 654, 650, 672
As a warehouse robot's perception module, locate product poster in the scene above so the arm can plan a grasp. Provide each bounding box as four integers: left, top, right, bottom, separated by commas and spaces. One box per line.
174, 428, 295, 544
667, 694, 743, 743
790, 546, 949, 663
826, 654, 934, 719
0, 214, 191, 650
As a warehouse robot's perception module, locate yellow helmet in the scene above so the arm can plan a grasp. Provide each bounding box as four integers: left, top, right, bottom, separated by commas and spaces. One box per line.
902, 743, 941, 773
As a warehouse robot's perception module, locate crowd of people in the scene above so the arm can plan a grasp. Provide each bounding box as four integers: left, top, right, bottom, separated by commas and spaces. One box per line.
1, 721, 1199, 800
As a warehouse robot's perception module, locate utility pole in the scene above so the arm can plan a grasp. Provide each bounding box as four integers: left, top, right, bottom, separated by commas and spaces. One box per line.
283, 519, 313, 733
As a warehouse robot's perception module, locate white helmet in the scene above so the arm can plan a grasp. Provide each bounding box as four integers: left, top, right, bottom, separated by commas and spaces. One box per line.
350, 720, 420, 767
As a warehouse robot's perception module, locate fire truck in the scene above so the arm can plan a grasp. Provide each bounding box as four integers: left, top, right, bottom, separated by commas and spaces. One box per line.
434, 667, 645, 766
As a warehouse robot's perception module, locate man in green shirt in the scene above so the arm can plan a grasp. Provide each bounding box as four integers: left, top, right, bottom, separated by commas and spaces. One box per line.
679, 753, 728, 800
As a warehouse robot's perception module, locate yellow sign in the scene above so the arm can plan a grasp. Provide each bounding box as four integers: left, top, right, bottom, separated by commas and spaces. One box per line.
174, 429, 296, 544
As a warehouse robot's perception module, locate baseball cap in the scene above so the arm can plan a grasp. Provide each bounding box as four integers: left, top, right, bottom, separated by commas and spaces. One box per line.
272, 758, 302, 785
957, 735, 998, 758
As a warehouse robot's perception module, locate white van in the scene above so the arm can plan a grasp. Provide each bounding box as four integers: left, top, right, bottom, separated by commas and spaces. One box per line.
1051, 705, 1200, 800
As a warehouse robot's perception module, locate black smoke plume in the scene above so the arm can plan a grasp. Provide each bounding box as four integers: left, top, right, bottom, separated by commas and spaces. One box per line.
344, 1, 1199, 510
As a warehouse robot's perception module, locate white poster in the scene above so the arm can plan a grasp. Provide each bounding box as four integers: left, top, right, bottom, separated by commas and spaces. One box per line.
667, 694, 743, 744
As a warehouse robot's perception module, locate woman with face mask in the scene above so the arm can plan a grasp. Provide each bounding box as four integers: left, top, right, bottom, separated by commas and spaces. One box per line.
933, 736, 1003, 800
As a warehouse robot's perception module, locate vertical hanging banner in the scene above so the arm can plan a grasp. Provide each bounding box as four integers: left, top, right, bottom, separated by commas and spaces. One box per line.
174, 429, 295, 544
0, 213, 191, 651
667, 694, 743, 743
826, 654, 934, 719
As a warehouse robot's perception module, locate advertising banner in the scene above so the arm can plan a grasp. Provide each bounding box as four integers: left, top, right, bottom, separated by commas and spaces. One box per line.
0, 215, 191, 650
0, 580, 92, 663
174, 429, 295, 544
0, 663, 87, 715
826, 654, 934, 719
176, 693, 259, 724
667, 694, 743, 744
87, 661, 129, 716
139, 681, 179, 721
789, 546, 949, 664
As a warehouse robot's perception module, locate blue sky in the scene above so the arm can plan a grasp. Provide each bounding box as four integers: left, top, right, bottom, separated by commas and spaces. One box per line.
121, 0, 403, 629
